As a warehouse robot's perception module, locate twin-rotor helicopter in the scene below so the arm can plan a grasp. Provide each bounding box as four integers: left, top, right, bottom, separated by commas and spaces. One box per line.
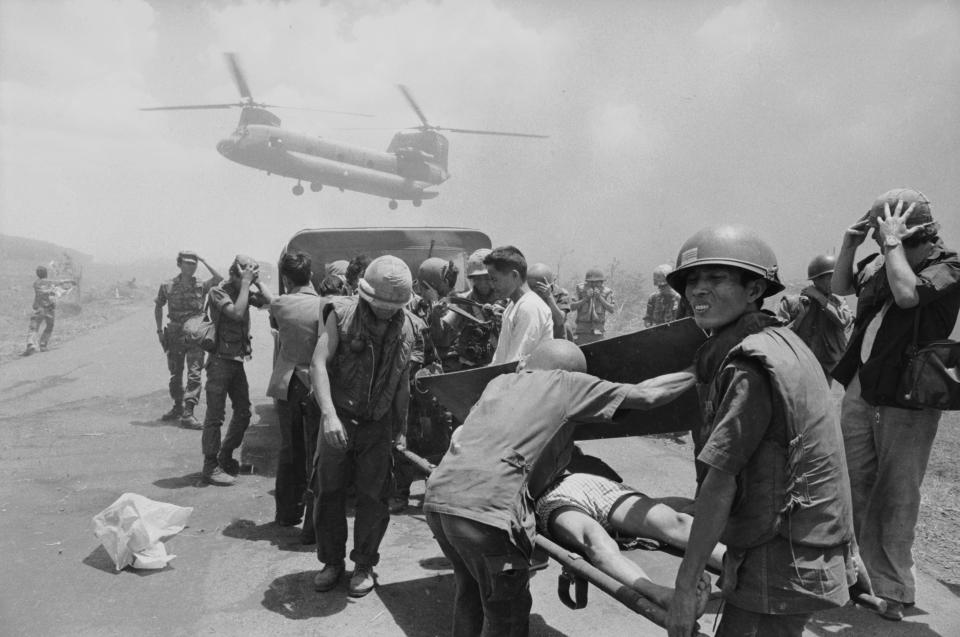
142, 53, 547, 209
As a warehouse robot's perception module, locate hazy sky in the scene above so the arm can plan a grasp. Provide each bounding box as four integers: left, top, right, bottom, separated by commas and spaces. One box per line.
1, 0, 958, 282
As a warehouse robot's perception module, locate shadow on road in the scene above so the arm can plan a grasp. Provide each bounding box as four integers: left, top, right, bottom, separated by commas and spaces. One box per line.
261, 570, 349, 619
222, 518, 313, 553
804, 603, 945, 637
82, 545, 171, 577
153, 473, 204, 489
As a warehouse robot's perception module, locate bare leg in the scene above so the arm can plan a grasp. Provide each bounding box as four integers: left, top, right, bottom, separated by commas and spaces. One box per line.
549, 508, 709, 613
608, 494, 725, 572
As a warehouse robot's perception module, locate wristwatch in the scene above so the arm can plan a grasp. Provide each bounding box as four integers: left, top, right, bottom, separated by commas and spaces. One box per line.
883, 234, 902, 250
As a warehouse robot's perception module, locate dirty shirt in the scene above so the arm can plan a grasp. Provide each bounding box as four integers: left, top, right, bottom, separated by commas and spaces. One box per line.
423, 369, 627, 554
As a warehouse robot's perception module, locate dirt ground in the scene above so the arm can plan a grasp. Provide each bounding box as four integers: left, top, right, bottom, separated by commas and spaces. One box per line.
4, 295, 958, 597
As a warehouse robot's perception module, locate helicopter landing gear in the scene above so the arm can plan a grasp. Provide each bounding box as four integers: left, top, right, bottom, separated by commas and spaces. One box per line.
292, 181, 304, 196
412, 199, 422, 207
388, 199, 398, 210
310, 182, 323, 192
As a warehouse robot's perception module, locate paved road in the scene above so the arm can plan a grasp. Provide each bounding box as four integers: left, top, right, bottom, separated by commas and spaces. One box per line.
1, 306, 957, 636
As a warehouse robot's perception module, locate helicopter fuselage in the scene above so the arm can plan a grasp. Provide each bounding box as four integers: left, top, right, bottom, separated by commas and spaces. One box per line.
216, 123, 445, 201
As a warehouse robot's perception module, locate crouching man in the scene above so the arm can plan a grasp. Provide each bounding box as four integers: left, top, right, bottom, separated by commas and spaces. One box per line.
665, 226, 855, 637
423, 339, 698, 636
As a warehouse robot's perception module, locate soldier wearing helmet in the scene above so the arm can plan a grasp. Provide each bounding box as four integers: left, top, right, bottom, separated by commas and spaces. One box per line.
391, 257, 460, 514
776, 254, 853, 383
644, 263, 681, 328
153, 251, 223, 427
527, 262, 574, 339
434, 248, 503, 370
309, 255, 418, 598
665, 225, 854, 637
571, 267, 615, 344
830, 188, 960, 619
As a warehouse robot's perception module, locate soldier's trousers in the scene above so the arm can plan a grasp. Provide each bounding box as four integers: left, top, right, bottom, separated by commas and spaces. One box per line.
167, 343, 205, 409
201, 357, 251, 472
27, 311, 54, 349
314, 414, 393, 568
275, 375, 320, 529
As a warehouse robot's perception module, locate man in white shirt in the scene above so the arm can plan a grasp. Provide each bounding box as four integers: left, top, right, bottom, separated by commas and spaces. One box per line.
484, 246, 553, 365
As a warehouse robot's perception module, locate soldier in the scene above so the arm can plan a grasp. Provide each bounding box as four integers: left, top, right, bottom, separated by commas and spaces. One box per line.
154, 251, 223, 427
201, 255, 271, 486
776, 254, 853, 383
309, 255, 418, 598
644, 264, 681, 327
571, 267, 615, 344
24, 265, 60, 355
664, 226, 854, 637
318, 260, 350, 296
485, 246, 553, 364
391, 257, 459, 514
434, 248, 501, 371
345, 254, 371, 294
527, 262, 574, 340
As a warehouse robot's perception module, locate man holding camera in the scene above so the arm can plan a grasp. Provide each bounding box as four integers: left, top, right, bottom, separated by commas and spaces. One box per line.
200, 254, 271, 486
154, 251, 222, 428
571, 267, 615, 344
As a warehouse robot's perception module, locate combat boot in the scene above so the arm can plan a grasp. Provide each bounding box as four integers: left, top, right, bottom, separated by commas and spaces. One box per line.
160, 404, 183, 421
202, 466, 235, 486
179, 408, 201, 430
313, 562, 345, 592
348, 565, 376, 597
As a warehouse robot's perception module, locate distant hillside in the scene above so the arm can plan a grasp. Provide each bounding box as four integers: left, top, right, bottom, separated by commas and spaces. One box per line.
0, 235, 91, 267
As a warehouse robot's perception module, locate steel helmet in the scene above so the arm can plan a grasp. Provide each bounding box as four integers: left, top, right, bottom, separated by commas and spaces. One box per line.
527, 262, 554, 285
465, 249, 491, 278
417, 257, 459, 296
326, 260, 349, 278
666, 225, 784, 298
868, 188, 933, 227
523, 339, 587, 373
358, 255, 412, 310
807, 254, 836, 280
652, 263, 672, 287
585, 267, 605, 282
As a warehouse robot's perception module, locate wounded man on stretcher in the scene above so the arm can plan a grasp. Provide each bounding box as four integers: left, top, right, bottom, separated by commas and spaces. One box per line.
422, 339, 720, 635
537, 463, 724, 613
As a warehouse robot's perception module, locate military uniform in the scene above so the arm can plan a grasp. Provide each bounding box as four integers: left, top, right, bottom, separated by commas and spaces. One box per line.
156, 274, 218, 417
573, 282, 615, 344
436, 289, 501, 371
26, 278, 58, 352
644, 287, 681, 327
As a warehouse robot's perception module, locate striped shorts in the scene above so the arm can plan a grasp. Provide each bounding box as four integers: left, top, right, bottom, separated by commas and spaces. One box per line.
535, 472, 643, 534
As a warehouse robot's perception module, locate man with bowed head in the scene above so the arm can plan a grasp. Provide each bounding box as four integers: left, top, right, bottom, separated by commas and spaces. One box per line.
424, 338, 703, 636
665, 225, 855, 637
309, 255, 418, 598
831, 188, 960, 620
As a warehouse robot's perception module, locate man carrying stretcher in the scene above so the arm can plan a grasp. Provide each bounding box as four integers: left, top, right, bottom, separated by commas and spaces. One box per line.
423, 339, 710, 636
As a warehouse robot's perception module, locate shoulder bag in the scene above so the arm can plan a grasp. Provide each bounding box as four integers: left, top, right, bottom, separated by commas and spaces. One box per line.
897, 309, 960, 410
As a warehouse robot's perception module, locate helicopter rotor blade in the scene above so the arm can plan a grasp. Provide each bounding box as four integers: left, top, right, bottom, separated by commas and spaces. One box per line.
262, 104, 375, 118
397, 84, 430, 128
224, 52, 254, 101
437, 126, 549, 139
139, 103, 239, 111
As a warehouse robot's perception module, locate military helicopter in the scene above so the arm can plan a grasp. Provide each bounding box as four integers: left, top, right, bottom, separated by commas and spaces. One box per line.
142, 53, 547, 209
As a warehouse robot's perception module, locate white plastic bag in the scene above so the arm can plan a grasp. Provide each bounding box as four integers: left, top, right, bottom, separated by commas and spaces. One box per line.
92, 493, 193, 571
